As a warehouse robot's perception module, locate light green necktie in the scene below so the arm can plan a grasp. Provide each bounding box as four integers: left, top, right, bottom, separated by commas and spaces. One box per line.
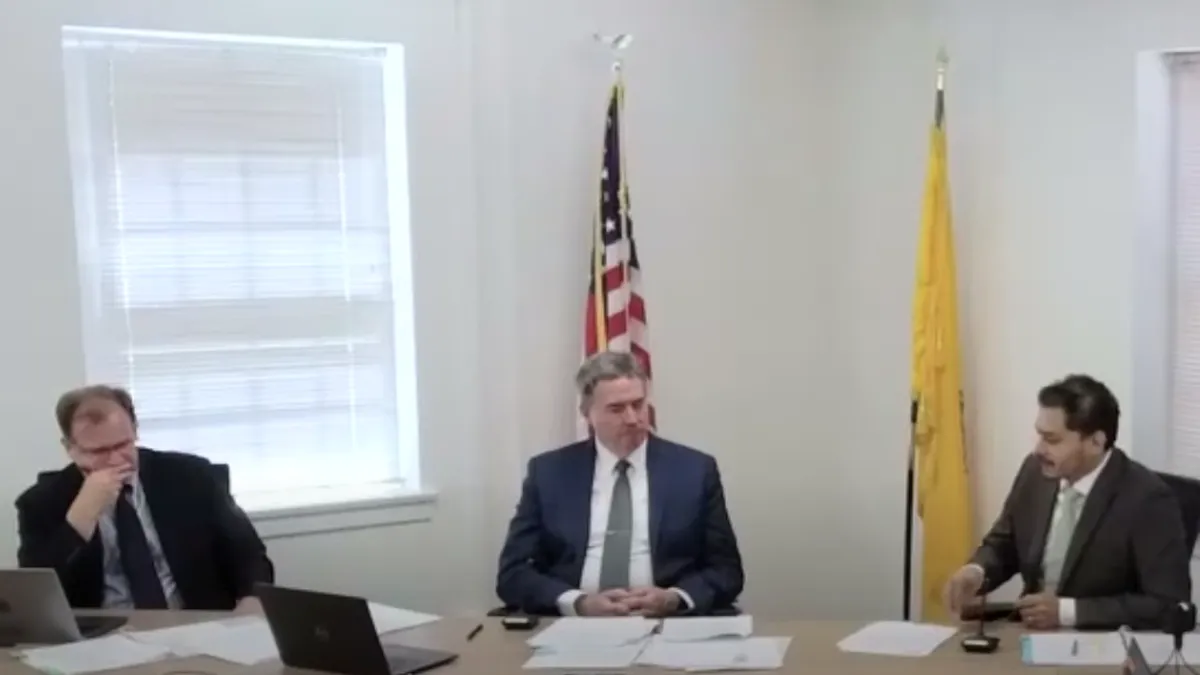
1043, 486, 1085, 590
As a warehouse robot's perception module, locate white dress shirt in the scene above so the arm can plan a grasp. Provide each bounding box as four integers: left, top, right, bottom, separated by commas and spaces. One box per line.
555, 440, 694, 615
1051, 450, 1111, 627
97, 477, 183, 609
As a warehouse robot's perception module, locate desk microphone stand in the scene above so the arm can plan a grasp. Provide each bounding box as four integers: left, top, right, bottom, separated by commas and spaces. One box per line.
960, 582, 1000, 654
1154, 602, 1200, 675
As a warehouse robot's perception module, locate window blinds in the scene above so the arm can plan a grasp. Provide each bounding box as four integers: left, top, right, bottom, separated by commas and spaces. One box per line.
1170, 56, 1200, 478
62, 28, 414, 496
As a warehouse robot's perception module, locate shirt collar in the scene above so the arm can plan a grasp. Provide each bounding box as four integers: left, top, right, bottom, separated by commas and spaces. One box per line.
1061, 450, 1111, 497
594, 438, 648, 475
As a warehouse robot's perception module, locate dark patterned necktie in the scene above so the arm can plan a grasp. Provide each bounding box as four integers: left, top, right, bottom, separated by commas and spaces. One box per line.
115, 486, 168, 609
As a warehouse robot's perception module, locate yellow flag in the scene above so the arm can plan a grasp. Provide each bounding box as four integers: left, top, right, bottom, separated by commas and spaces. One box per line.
910, 85, 973, 622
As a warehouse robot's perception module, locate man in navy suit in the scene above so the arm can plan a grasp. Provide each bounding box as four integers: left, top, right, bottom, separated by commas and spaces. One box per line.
496, 351, 744, 616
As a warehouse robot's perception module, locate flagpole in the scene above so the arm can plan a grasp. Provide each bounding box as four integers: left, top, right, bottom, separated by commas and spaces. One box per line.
594, 33, 634, 352
904, 46, 949, 623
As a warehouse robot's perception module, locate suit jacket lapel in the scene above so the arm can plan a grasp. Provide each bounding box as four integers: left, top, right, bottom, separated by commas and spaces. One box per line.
565, 445, 597, 584
645, 437, 667, 562
1026, 475, 1059, 580
1059, 450, 1123, 589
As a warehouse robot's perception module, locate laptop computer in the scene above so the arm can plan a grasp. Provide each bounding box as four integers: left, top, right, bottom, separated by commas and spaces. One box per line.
256, 583, 458, 675
0, 569, 126, 646
1118, 626, 1153, 675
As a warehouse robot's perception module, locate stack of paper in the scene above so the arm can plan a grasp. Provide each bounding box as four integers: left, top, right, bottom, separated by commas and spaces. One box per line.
637, 636, 791, 671
1019, 632, 1200, 666
522, 617, 658, 670
1019, 632, 1126, 666
837, 621, 958, 657
658, 616, 754, 641
126, 603, 440, 666
637, 617, 789, 671
17, 635, 173, 675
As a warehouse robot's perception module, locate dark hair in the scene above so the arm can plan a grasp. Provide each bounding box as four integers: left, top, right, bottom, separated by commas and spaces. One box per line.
55, 385, 138, 438
1036, 374, 1119, 449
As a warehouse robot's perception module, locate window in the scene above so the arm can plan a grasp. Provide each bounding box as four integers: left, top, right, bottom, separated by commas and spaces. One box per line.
1169, 54, 1200, 477
61, 27, 420, 502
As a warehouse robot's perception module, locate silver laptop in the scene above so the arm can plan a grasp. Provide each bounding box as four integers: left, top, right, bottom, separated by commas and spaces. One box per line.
1118, 626, 1153, 675
0, 569, 126, 645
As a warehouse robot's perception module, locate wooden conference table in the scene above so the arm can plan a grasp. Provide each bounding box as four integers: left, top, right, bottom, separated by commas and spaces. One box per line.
0, 613, 1117, 675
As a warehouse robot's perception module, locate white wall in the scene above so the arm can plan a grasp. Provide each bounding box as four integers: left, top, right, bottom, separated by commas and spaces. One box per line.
4, 0, 1199, 620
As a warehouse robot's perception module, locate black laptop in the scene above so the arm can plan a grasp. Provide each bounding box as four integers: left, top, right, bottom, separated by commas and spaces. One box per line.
256, 583, 458, 675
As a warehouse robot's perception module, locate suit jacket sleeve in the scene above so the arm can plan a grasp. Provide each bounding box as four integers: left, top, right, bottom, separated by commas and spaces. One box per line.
15, 487, 91, 584
671, 457, 745, 614
1075, 487, 1191, 630
495, 459, 574, 614
207, 472, 273, 599
970, 458, 1027, 593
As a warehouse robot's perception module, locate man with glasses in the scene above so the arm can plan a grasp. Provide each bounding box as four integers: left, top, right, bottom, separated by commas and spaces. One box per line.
15, 385, 272, 611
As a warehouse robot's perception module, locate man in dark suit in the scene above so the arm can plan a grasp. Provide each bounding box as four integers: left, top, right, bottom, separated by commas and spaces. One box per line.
943, 374, 1190, 630
496, 351, 744, 617
16, 385, 273, 611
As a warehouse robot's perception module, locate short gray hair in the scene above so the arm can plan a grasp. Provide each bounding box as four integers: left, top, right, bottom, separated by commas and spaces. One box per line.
576, 351, 647, 409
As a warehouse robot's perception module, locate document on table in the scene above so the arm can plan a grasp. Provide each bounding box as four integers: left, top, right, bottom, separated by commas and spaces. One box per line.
125, 603, 441, 665
836, 621, 958, 657
522, 641, 651, 670
526, 617, 659, 649
1019, 632, 1200, 666
659, 616, 754, 641
1020, 632, 1126, 666
636, 636, 791, 671
17, 635, 173, 675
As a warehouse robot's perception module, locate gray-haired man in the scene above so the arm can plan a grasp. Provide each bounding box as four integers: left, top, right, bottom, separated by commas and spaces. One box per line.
496, 351, 744, 616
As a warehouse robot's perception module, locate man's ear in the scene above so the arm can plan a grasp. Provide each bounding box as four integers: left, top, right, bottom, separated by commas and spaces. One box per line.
60, 437, 70, 451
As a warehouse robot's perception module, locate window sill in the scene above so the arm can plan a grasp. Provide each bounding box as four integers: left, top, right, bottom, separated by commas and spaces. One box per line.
237, 484, 437, 539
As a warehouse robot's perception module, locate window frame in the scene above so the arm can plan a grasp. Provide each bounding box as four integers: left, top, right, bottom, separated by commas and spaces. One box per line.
59, 25, 434, 537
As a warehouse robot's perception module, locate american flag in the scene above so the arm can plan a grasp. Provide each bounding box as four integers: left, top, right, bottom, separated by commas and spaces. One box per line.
583, 78, 656, 430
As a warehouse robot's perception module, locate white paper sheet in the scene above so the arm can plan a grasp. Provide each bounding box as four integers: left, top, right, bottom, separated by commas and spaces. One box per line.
1018, 632, 1200, 666
17, 635, 173, 675
522, 641, 650, 670
659, 616, 754, 642
367, 602, 440, 635
125, 603, 442, 666
836, 621, 958, 657
636, 636, 791, 671
526, 617, 658, 649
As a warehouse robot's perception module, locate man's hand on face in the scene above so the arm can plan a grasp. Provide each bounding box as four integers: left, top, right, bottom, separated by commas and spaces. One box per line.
66, 466, 133, 539
576, 589, 632, 616
623, 587, 681, 617
77, 467, 131, 513
1016, 592, 1061, 630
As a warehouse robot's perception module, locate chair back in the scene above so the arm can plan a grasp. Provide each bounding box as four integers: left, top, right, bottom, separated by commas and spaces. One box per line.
212, 463, 232, 493
1157, 471, 1200, 552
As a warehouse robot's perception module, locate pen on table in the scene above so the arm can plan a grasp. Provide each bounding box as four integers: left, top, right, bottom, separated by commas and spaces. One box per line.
466, 623, 483, 641
1071, 639, 1079, 657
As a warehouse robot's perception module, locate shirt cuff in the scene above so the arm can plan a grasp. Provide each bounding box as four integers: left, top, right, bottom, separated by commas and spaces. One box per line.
1058, 598, 1077, 627
557, 590, 584, 616
669, 587, 695, 612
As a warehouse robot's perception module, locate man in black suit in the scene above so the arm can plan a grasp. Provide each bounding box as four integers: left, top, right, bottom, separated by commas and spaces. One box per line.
943, 374, 1190, 630
496, 351, 744, 616
16, 385, 273, 611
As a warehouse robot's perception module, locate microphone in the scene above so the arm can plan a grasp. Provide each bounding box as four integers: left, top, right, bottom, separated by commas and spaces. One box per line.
1154, 602, 1200, 675
960, 577, 1000, 654
1165, 602, 1197, 653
